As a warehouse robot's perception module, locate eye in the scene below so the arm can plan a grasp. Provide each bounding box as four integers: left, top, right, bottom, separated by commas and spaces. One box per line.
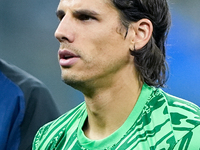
58, 14, 65, 21
77, 14, 96, 21
56, 10, 65, 21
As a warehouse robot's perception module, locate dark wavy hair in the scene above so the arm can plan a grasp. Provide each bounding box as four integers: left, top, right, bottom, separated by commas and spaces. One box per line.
112, 0, 171, 87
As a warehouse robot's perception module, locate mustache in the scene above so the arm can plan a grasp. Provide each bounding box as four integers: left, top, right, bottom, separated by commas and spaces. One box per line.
59, 44, 82, 55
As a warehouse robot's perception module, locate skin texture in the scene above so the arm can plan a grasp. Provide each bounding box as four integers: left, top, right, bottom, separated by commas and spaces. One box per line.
55, 0, 152, 140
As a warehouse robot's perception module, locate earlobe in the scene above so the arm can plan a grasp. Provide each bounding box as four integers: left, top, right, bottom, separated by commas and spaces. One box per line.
131, 19, 153, 50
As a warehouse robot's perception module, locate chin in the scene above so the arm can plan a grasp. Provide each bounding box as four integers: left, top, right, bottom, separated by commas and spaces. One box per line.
62, 75, 84, 89
61, 75, 94, 95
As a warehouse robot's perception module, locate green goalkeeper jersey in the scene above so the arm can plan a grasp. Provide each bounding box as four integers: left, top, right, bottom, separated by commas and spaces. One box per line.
32, 84, 200, 150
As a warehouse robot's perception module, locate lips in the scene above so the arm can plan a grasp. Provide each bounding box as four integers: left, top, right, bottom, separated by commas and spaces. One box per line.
58, 50, 80, 67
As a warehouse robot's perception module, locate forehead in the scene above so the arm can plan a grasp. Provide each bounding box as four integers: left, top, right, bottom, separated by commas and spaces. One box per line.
57, 0, 114, 12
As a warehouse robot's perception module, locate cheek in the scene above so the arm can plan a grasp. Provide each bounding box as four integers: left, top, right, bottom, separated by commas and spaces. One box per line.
78, 24, 130, 65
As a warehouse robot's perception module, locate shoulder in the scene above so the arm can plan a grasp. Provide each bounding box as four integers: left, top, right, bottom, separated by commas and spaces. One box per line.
0, 59, 54, 104
172, 124, 200, 149
159, 90, 200, 144
0, 59, 48, 94
33, 102, 86, 150
0, 60, 25, 113
162, 91, 200, 125
146, 87, 200, 148
0, 59, 46, 88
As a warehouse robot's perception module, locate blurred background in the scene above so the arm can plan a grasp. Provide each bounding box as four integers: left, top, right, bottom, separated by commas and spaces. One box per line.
0, 0, 200, 114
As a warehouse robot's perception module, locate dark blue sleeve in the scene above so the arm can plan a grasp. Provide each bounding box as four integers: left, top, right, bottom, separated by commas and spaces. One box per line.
0, 59, 61, 150
0, 71, 25, 150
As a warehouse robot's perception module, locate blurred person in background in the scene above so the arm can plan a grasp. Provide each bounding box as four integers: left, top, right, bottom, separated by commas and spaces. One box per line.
0, 59, 60, 150
33, 0, 200, 149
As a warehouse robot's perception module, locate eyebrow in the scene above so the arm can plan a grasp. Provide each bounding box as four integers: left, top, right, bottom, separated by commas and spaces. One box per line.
56, 9, 99, 18
72, 9, 99, 16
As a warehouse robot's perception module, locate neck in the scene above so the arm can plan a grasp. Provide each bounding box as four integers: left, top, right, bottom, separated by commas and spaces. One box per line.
82, 72, 142, 140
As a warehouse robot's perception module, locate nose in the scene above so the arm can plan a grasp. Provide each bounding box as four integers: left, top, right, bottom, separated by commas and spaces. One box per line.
54, 15, 75, 43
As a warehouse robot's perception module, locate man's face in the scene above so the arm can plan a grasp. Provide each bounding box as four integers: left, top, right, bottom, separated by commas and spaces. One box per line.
55, 0, 134, 89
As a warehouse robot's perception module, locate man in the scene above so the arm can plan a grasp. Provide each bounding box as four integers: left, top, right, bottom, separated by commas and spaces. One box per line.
0, 59, 60, 150
33, 0, 200, 149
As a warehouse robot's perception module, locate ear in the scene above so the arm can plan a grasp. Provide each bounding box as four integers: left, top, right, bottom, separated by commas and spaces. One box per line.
129, 19, 153, 50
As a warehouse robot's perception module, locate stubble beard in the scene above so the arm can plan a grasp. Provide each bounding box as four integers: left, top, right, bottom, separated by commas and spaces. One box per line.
61, 73, 91, 94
